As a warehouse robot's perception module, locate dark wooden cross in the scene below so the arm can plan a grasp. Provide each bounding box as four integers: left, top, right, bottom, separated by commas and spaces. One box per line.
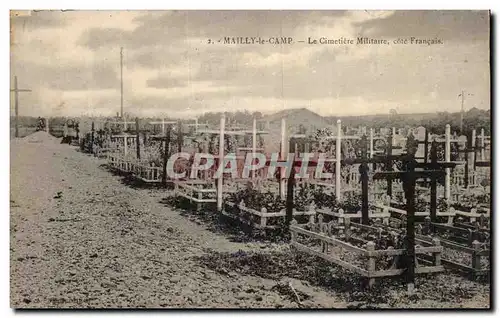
427, 141, 457, 220
371, 133, 430, 198
342, 134, 402, 225
472, 132, 490, 168
260, 138, 321, 228
372, 145, 456, 289
372, 133, 411, 198
285, 138, 322, 227
161, 125, 173, 185
91, 122, 95, 149
148, 123, 182, 185
177, 121, 183, 153
455, 130, 476, 188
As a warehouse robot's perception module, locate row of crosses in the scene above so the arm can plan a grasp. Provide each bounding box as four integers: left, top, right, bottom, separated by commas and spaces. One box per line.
272, 131, 457, 291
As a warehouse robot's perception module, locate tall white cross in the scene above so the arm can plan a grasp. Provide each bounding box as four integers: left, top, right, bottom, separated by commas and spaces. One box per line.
185, 117, 208, 133
479, 128, 486, 161
120, 116, 135, 131
149, 118, 177, 135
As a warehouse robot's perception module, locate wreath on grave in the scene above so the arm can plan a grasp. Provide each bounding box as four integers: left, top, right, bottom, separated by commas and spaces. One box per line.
373, 137, 388, 153
312, 128, 336, 153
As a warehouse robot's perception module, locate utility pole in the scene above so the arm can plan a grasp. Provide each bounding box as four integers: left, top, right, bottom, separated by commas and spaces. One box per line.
10, 76, 32, 138
120, 47, 124, 118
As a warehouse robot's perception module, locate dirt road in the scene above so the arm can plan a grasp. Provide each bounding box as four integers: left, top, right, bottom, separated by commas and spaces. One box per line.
10, 133, 490, 309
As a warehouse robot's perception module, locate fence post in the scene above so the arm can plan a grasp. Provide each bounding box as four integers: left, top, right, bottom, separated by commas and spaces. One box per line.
471, 240, 481, 280
124, 136, 128, 158
290, 219, 298, 245
423, 216, 431, 235
384, 194, 391, 207
479, 213, 486, 228
447, 207, 455, 225
313, 214, 323, 229
382, 207, 389, 225
344, 217, 351, 240
467, 229, 474, 246
197, 190, 202, 212
338, 208, 345, 225
260, 207, 267, 228
470, 208, 477, 223
432, 237, 441, 267
308, 203, 316, 224
366, 241, 376, 288
136, 118, 141, 160
317, 214, 326, 252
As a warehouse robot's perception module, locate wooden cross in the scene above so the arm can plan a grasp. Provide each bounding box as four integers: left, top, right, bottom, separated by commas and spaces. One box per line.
372, 149, 456, 291
10, 76, 32, 138
474, 128, 490, 168
198, 117, 269, 180
427, 141, 457, 219
455, 130, 480, 187
91, 122, 95, 149
284, 155, 320, 227
341, 134, 402, 224
120, 117, 136, 132
135, 118, 141, 160
162, 125, 173, 185
149, 118, 177, 135
187, 115, 227, 210
176, 121, 183, 153
371, 132, 425, 198
478, 128, 488, 161
185, 118, 208, 133
263, 140, 320, 228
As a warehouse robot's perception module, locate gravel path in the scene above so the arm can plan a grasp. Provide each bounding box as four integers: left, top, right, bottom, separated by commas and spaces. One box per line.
10, 135, 343, 308
10, 133, 490, 309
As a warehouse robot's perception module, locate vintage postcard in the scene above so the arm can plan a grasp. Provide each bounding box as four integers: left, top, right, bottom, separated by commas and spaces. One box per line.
10, 10, 491, 309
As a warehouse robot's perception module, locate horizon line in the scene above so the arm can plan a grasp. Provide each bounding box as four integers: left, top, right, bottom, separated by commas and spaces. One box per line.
9, 106, 490, 120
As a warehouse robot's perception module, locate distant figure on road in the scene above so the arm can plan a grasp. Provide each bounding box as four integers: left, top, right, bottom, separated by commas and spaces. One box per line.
75, 122, 80, 140
35, 117, 46, 132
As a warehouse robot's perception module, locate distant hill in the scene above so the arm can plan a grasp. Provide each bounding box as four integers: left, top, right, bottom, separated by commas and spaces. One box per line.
259, 108, 334, 152
261, 107, 332, 131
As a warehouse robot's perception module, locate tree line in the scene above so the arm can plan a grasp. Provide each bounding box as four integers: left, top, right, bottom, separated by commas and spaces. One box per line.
11, 108, 490, 136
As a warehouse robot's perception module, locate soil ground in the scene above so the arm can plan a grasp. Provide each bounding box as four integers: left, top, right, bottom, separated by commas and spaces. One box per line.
10, 132, 490, 309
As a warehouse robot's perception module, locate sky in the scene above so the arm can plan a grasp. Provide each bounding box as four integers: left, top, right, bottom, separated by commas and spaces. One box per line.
10, 10, 490, 118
